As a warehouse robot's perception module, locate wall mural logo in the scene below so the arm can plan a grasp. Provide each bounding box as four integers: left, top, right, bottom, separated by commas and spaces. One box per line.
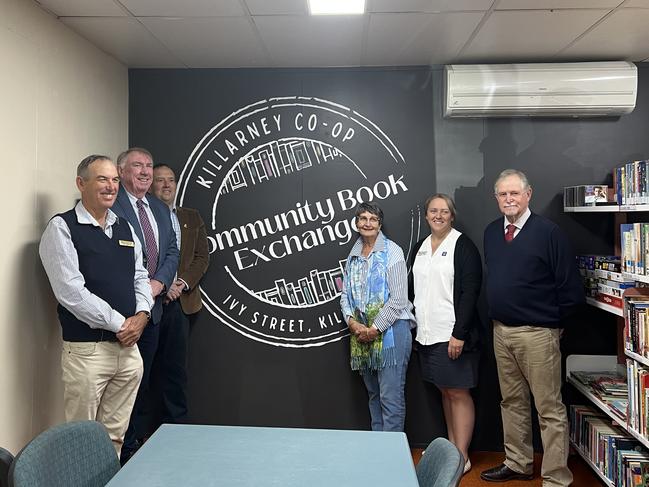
178, 97, 421, 347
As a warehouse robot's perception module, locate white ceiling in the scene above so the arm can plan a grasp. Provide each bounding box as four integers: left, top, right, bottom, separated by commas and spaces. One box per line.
34, 0, 649, 68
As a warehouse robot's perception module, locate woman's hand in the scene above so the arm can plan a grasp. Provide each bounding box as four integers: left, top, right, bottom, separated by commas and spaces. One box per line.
349, 319, 379, 343
348, 319, 366, 340
448, 336, 465, 360
356, 326, 379, 343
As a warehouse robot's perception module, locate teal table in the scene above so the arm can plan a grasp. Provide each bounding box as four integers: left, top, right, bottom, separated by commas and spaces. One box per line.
107, 424, 418, 486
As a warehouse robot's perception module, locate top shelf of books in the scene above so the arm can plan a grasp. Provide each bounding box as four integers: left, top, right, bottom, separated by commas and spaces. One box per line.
565, 162, 649, 210
564, 204, 649, 213
564, 205, 620, 213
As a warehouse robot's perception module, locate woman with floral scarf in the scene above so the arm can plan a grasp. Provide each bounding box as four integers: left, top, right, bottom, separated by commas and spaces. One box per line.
340, 202, 415, 432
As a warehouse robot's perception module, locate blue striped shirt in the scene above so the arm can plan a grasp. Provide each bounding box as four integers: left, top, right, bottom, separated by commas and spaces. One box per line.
171, 207, 181, 250
340, 232, 415, 332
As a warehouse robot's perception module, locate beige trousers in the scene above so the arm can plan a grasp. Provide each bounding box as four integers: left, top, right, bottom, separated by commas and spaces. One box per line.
61, 340, 143, 455
493, 321, 572, 487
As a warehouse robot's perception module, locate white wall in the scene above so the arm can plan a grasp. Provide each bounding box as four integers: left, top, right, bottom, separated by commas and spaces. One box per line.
0, 0, 128, 453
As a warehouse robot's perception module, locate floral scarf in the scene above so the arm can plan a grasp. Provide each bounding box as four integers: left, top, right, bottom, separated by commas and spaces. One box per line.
344, 241, 396, 372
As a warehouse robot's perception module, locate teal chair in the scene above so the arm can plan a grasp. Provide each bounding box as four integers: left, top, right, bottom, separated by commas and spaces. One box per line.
0, 447, 14, 487
9, 421, 119, 487
416, 437, 464, 487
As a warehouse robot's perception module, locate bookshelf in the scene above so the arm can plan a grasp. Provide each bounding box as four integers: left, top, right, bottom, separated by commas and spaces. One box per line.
564, 203, 649, 213
566, 355, 649, 452
566, 356, 622, 421
564, 170, 649, 485
566, 204, 649, 212
564, 206, 619, 213
626, 349, 649, 368
568, 441, 614, 487
623, 272, 649, 285
621, 205, 649, 212
585, 297, 624, 317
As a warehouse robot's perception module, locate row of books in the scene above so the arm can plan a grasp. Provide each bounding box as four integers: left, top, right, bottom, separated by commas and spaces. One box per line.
571, 370, 628, 422
578, 255, 632, 310
614, 161, 649, 206
564, 185, 612, 206
570, 404, 649, 486
578, 255, 622, 273
626, 298, 649, 359
622, 224, 649, 276
628, 359, 649, 439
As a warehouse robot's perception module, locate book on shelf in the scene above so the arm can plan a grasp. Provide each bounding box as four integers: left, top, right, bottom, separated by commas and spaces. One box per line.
621, 224, 649, 277
614, 160, 649, 206
571, 370, 628, 404
627, 358, 649, 438
564, 185, 612, 206
624, 288, 649, 358
617, 451, 649, 487
569, 404, 648, 485
598, 293, 624, 309
610, 399, 629, 422
578, 255, 628, 310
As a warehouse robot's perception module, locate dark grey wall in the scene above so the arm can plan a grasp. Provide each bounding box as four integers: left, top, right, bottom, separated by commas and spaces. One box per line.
428, 64, 649, 450
129, 64, 649, 451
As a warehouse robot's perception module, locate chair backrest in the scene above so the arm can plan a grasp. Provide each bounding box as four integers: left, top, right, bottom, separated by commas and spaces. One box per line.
0, 447, 14, 487
416, 437, 464, 487
9, 421, 120, 487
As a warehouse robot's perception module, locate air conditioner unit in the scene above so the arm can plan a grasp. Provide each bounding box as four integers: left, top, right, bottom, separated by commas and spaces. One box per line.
444, 61, 637, 118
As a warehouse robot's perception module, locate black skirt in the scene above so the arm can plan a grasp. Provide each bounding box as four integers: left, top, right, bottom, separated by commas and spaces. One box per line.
418, 341, 479, 389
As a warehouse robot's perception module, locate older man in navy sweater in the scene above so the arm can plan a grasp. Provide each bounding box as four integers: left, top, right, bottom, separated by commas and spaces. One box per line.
480, 169, 584, 487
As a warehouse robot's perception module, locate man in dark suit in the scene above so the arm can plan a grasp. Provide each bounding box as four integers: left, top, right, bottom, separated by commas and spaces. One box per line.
150, 164, 210, 426
112, 148, 179, 464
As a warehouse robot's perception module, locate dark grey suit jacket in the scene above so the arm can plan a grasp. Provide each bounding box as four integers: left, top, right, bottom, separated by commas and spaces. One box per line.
112, 185, 179, 323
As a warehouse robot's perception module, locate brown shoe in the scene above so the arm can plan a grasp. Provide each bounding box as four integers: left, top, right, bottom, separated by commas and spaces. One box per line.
480, 464, 533, 482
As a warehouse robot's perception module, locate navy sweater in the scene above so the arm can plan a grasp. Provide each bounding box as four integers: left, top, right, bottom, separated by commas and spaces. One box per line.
57, 209, 136, 342
483, 213, 584, 328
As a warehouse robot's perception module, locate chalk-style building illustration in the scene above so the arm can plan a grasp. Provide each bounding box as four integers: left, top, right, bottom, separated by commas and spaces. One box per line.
257, 259, 346, 306
220, 139, 344, 195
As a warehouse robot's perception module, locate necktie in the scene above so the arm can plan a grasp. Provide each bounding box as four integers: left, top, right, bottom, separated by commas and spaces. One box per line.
137, 199, 158, 277
505, 224, 516, 243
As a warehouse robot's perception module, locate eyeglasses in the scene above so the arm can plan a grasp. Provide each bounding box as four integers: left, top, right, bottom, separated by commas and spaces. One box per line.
428, 209, 451, 216
496, 191, 525, 200
358, 216, 380, 224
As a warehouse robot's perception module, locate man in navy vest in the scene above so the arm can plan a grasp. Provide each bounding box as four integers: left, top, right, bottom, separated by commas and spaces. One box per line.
480, 169, 584, 486
112, 148, 179, 463
149, 164, 209, 427
39, 155, 154, 455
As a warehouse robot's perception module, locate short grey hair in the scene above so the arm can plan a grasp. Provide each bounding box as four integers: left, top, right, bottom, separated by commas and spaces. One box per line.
494, 169, 531, 194
117, 147, 153, 167
354, 202, 384, 226
424, 193, 456, 219
77, 155, 113, 179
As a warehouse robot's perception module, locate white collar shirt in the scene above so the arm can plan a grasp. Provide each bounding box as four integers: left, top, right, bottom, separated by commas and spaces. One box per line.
412, 228, 461, 345
502, 207, 531, 239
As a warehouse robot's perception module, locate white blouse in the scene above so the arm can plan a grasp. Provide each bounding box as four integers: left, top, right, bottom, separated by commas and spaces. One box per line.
412, 228, 460, 345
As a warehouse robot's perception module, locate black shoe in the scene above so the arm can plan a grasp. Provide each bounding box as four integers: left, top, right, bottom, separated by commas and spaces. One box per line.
480, 464, 533, 482
119, 439, 143, 467
119, 447, 135, 467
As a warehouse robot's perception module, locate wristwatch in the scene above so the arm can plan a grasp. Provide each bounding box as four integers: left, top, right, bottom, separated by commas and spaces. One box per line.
138, 310, 151, 321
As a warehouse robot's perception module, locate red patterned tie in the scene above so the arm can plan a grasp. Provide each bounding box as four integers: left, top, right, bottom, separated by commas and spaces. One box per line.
137, 199, 158, 277
505, 224, 516, 243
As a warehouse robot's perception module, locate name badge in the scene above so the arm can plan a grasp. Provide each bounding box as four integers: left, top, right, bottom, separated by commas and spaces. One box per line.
417, 250, 427, 256
119, 240, 135, 247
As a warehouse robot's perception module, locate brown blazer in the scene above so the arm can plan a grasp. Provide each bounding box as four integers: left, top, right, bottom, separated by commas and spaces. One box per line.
176, 207, 210, 315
